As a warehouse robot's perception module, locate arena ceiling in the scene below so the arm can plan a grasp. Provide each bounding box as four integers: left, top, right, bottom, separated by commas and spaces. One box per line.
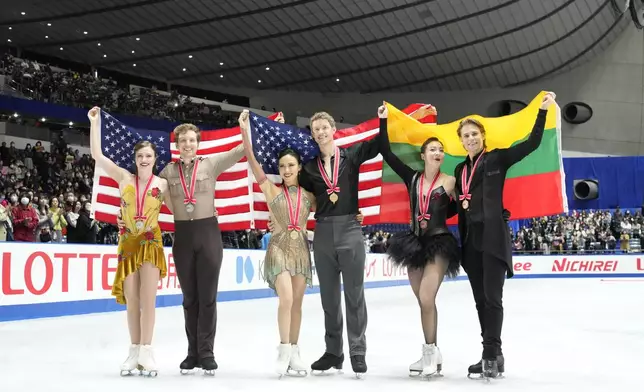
0, 0, 638, 94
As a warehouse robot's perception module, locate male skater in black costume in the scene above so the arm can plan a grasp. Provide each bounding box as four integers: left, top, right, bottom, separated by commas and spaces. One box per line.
454, 92, 556, 379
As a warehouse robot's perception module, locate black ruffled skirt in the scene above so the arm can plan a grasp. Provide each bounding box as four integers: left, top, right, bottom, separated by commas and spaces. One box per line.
386, 230, 461, 278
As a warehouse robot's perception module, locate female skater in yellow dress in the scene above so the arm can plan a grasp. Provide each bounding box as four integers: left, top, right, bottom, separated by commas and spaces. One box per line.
88, 107, 171, 377
238, 109, 314, 377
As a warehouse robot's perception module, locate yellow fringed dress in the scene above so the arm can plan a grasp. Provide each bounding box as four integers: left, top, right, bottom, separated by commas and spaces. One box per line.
111, 184, 167, 305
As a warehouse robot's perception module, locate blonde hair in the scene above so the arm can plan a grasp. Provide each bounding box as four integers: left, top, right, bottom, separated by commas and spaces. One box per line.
309, 112, 336, 129
173, 123, 201, 144
457, 118, 487, 148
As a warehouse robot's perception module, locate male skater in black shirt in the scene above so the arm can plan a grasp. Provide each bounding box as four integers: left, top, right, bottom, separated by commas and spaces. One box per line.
296, 108, 386, 378
454, 92, 556, 379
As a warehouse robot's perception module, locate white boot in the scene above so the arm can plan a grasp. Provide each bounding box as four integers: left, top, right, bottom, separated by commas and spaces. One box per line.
288, 344, 308, 376
421, 343, 439, 376
435, 345, 443, 375
120, 344, 140, 376
138, 345, 158, 377
276, 343, 291, 376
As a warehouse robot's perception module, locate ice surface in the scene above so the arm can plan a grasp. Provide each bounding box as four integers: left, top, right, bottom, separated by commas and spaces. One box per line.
1, 277, 642, 392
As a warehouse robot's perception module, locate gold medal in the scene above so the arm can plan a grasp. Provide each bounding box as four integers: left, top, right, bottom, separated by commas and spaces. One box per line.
329, 192, 338, 204
462, 199, 469, 209
290, 230, 299, 240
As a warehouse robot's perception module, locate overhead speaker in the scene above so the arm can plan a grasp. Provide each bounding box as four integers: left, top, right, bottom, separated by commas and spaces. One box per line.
630, 0, 644, 29
573, 179, 599, 200
611, 0, 631, 15
487, 100, 527, 117
562, 102, 593, 124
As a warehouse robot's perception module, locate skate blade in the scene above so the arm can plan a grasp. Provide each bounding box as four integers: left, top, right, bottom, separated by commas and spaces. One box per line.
311, 367, 343, 376
468, 372, 504, 381
139, 370, 158, 378
202, 369, 216, 377
409, 370, 442, 380
180, 368, 197, 375
354, 372, 365, 379
120, 369, 137, 377
286, 368, 308, 377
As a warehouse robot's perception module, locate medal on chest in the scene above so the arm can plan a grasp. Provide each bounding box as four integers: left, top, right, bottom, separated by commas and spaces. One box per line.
134, 174, 154, 231
178, 159, 200, 214
417, 171, 441, 229
317, 147, 341, 204
459, 151, 485, 210
283, 185, 303, 240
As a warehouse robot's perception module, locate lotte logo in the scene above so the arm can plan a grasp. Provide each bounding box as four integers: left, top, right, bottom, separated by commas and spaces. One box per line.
236, 255, 254, 284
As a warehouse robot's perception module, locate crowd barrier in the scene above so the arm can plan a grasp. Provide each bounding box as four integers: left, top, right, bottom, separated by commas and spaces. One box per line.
1, 243, 644, 322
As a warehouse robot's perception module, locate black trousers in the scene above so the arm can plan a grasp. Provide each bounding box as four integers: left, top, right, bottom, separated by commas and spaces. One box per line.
462, 240, 506, 360
173, 217, 223, 360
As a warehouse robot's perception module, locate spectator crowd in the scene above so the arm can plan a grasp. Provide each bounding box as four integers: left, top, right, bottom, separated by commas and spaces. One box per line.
1, 51, 642, 255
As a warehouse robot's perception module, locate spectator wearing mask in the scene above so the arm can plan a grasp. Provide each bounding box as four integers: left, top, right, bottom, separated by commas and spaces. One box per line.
75, 201, 97, 244
11, 193, 39, 242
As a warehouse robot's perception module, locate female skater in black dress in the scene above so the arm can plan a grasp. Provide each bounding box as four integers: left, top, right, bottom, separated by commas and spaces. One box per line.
377, 103, 460, 378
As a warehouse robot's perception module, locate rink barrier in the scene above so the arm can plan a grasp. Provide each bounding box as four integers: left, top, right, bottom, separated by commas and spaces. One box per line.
1, 243, 644, 322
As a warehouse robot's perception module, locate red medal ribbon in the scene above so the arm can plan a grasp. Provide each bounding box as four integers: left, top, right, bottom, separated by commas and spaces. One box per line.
417, 171, 441, 222
178, 159, 200, 205
459, 151, 485, 202
317, 147, 340, 195
283, 185, 303, 232
134, 174, 154, 222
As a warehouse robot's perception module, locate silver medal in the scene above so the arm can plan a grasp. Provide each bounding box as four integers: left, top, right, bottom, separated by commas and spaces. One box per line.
135, 221, 144, 230
186, 203, 195, 213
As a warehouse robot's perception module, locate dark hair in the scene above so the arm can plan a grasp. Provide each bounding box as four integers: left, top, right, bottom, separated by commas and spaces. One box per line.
278, 148, 302, 164
420, 137, 443, 154
132, 141, 158, 176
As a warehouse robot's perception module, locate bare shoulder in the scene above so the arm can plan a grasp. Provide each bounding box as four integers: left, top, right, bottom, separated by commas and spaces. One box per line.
118, 173, 136, 191
442, 174, 456, 193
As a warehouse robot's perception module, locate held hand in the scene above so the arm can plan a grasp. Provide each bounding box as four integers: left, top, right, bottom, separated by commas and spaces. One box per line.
275, 112, 285, 124
540, 92, 556, 110
214, 209, 218, 218
87, 106, 100, 123
356, 210, 365, 224
238, 109, 250, 129
116, 216, 125, 230
377, 103, 388, 119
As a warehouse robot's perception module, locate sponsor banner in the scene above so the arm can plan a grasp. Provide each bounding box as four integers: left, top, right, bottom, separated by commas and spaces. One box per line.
0, 243, 409, 307
2, 243, 644, 321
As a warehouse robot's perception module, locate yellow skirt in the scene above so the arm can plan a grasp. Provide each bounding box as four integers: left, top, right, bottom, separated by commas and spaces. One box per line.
112, 228, 167, 305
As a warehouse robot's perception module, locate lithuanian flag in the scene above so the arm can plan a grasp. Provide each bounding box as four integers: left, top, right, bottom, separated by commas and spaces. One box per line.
381, 91, 568, 225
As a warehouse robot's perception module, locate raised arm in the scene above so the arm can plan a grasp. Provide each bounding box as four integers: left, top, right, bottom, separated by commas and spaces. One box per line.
238, 110, 280, 202
87, 107, 131, 183
377, 104, 416, 187
499, 92, 555, 169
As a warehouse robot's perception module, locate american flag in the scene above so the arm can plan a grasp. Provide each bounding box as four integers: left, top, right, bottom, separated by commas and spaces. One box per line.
90, 109, 175, 231
92, 105, 437, 232
248, 106, 437, 230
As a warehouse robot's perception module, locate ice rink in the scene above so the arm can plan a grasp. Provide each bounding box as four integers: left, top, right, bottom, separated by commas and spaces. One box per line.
1, 276, 642, 392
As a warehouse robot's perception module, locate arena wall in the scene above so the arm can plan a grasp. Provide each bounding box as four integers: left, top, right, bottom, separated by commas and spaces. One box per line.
1, 243, 643, 322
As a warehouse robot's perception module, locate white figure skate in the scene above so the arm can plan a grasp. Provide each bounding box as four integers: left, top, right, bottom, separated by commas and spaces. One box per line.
287, 344, 308, 377
409, 343, 443, 379
120, 344, 140, 376
137, 344, 158, 377
275, 343, 291, 378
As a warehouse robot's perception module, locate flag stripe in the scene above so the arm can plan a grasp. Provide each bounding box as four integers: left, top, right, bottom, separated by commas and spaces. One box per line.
93, 106, 434, 232
383, 127, 560, 183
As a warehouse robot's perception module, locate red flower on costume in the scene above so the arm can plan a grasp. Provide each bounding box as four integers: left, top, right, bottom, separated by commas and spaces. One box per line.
150, 187, 161, 198
144, 231, 155, 241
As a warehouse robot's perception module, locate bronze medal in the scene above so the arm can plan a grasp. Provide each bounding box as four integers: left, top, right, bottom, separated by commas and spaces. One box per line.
419, 220, 428, 229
